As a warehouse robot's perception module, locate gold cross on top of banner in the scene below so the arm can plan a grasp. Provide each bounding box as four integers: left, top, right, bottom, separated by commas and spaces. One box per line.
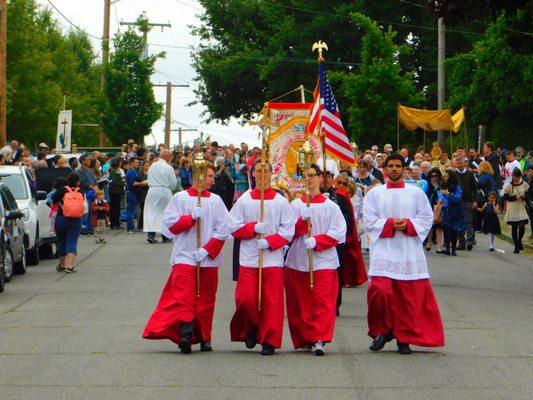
312, 40, 328, 61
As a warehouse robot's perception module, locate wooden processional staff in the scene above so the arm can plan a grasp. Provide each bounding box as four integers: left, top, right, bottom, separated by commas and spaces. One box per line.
248, 115, 278, 311
298, 141, 315, 289
192, 153, 208, 298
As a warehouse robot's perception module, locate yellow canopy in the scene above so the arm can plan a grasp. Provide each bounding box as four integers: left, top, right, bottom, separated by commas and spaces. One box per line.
398, 105, 465, 133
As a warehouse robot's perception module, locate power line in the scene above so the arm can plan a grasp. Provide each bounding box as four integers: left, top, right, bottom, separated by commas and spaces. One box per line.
260, 1, 483, 36
46, 0, 102, 40
171, 0, 203, 12
399, 0, 426, 8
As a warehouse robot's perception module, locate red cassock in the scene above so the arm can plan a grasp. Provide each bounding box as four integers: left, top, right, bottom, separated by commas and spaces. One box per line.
284, 194, 347, 349
142, 264, 218, 345
285, 268, 338, 349
142, 188, 229, 345
336, 189, 368, 287
367, 276, 445, 347
230, 266, 285, 348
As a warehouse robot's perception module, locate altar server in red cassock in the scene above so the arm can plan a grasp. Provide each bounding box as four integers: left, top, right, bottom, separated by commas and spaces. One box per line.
363, 153, 445, 355
285, 164, 347, 356
229, 159, 296, 356
142, 165, 229, 354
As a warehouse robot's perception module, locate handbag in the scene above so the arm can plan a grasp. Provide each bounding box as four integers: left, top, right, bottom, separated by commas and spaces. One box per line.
433, 200, 443, 224
119, 208, 127, 222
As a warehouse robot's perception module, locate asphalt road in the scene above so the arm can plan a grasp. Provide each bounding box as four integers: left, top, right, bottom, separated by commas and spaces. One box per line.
0, 230, 531, 400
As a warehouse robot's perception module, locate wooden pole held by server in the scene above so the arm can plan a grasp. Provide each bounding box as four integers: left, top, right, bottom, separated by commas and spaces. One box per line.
248, 115, 277, 311
298, 141, 315, 289
192, 153, 208, 298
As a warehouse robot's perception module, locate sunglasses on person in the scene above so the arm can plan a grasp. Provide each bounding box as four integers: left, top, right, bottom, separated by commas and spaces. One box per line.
337, 181, 348, 186
431, 174, 439, 178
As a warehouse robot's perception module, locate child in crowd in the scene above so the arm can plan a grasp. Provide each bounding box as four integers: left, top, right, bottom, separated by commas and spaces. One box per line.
91, 190, 110, 243
476, 191, 501, 252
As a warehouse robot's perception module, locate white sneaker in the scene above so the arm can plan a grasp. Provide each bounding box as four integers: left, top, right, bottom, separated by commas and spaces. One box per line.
312, 342, 325, 356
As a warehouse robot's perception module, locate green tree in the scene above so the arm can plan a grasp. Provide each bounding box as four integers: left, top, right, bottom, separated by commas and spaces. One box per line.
102, 21, 164, 145
446, 10, 533, 148
6, 0, 101, 149
329, 13, 424, 148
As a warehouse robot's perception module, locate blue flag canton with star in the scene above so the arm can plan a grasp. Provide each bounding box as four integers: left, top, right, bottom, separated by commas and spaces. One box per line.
319, 63, 337, 114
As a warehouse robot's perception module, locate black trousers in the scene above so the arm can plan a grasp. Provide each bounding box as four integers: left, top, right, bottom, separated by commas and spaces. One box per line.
109, 193, 122, 228
443, 226, 458, 252
510, 222, 526, 249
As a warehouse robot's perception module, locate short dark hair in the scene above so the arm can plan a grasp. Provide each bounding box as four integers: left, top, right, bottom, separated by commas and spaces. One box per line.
253, 158, 272, 171
309, 163, 323, 176
512, 167, 522, 178
485, 141, 494, 151
67, 172, 80, 187
384, 153, 405, 168
37, 151, 47, 160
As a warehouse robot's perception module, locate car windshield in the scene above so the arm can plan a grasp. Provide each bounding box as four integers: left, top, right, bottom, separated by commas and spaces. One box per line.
0, 174, 28, 200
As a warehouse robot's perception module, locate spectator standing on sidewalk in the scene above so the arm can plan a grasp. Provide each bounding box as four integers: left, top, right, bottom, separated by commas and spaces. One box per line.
125, 158, 142, 233
78, 155, 97, 235
91, 190, 110, 243
108, 158, 125, 230
455, 157, 477, 251
136, 161, 150, 231
52, 172, 83, 273
503, 168, 529, 254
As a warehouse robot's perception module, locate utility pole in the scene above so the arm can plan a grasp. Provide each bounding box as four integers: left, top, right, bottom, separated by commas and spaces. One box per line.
0, 0, 7, 147
437, 16, 445, 146
153, 82, 189, 147
120, 12, 171, 58
173, 127, 197, 148
99, 0, 111, 146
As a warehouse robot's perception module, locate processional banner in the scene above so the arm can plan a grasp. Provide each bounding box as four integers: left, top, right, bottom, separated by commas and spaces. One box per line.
56, 110, 72, 152
266, 102, 323, 198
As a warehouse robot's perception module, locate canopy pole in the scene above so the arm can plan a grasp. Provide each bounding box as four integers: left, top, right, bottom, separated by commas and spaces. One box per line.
463, 110, 468, 150
396, 110, 400, 152
450, 130, 453, 156
423, 129, 426, 151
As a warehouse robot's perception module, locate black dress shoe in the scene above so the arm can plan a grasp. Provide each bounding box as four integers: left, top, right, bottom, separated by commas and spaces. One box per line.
456, 245, 466, 251
466, 245, 473, 251
200, 342, 212, 352
162, 238, 172, 243
518, 243, 524, 250
260, 343, 275, 356
245, 330, 257, 349
147, 238, 158, 244
397, 341, 412, 355
513, 249, 520, 254
178, 333, 192, 354
369, 333, 393, 352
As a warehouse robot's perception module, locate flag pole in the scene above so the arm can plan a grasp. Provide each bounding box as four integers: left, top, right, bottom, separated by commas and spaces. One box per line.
312, 40, 328, 191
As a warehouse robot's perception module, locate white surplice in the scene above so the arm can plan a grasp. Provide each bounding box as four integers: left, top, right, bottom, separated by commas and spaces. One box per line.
162, 190, 229, 267
363, 183, 433, 280
143, 159, 177, 233
228, 189, 296, 268
285, 195, 346, 272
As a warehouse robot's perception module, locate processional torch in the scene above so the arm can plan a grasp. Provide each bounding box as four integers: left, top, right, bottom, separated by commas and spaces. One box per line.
192, 153, 208, 298
298, 141, 315, 289
248, 115, 277, 311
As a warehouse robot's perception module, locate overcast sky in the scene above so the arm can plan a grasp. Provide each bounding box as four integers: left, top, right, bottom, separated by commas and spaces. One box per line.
38, 0, 260, 147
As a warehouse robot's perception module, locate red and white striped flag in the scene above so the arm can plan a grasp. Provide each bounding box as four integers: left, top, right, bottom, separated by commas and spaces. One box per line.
306, 62, 355, 166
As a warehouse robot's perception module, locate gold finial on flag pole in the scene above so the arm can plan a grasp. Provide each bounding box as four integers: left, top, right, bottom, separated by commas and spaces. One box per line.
312, 40, 328, 62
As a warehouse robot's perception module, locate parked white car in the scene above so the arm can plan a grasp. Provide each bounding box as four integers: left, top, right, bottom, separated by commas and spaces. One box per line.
0, 166, 52, 265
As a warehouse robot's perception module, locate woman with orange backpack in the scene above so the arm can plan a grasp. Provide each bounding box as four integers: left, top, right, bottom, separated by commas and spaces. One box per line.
51, 172, 85, 273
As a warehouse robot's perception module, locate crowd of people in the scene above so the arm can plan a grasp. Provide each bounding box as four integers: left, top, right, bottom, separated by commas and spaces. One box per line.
1, 137, 532, 271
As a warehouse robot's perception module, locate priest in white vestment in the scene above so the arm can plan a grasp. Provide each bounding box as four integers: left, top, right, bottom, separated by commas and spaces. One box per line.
143, 150, 177, 243
363, 153, 445, 355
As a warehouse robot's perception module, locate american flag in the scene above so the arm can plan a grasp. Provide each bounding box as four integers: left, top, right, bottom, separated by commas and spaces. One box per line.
306, 62, 355, 165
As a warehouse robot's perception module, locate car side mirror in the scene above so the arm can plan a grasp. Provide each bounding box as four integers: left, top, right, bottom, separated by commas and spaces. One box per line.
5, 210, 23, 220
35, 191, 47, 201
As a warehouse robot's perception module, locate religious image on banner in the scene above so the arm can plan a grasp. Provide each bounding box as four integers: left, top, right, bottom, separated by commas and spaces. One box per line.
56, 110, 72, 152
266, 102, 323, 199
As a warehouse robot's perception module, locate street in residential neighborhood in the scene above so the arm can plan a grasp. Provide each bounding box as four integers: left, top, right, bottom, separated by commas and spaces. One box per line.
0, 231, 531, 400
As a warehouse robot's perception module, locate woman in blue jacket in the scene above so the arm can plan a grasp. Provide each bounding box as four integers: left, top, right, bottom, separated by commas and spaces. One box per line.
439, 169, 467, 256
